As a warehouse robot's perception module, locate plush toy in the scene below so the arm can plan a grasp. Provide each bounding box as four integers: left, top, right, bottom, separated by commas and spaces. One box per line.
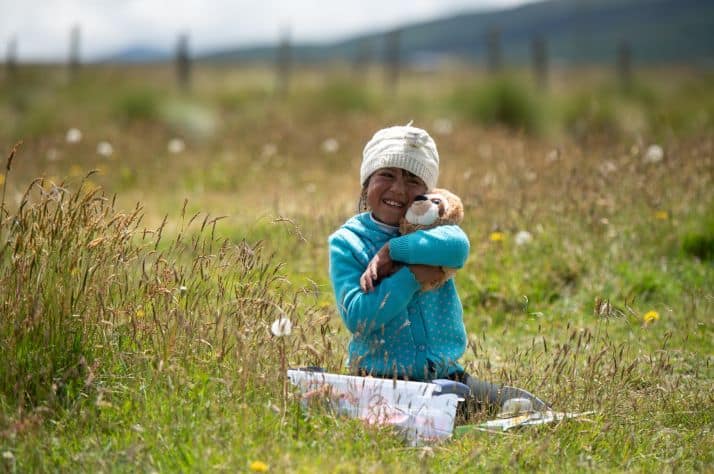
400, 188, 464, 233
360, 188, 464, 292
399, 188, 464, 291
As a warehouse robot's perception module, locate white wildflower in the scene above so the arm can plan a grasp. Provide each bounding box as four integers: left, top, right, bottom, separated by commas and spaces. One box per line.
179, 285, 187, 294
546, 149, 560, 163
432, 118, 453, 135
96, 141, 114, 157
261, 143, 277, 158
514, 230, 533, 246
66, 128, 82, 144
46, 148, 60, 161
168, 138, 185, 154
643, 144, 664, 164
271, 316, 292, 337
321, 138, 339, 154
599, 160, 617, 175
2, 451, 14, 460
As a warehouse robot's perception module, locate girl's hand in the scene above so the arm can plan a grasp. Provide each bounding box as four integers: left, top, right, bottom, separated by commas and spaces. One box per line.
360, 244, 398, 292
408, 264, 446, 290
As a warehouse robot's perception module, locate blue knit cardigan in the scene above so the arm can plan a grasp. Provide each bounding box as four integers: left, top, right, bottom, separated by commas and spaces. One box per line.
328, 212, 470, 380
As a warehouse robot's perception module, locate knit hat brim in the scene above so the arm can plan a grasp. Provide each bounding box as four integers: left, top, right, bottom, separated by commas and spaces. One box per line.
360, 125, 439, 190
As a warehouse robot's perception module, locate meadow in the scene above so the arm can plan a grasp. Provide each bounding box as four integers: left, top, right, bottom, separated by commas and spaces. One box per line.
0, 63, 712, 472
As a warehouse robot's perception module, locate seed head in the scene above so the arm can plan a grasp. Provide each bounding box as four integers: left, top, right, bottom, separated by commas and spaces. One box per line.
271, 316, 292, 337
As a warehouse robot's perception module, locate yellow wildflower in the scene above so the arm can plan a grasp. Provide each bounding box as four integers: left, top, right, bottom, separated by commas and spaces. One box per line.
0, 173, 4, 186
489, 231, 505, 242
654, 210, 669, 220
643, 310, 660, 324
135, 309, 145, 319
249, 460, 269, 472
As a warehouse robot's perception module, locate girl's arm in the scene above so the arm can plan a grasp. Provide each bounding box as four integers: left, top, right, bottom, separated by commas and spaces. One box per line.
389, 225, 470, 268
329, 234, 420, 335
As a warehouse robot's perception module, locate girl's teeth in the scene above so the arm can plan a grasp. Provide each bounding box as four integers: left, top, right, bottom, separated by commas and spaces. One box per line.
385, 200, 402, 207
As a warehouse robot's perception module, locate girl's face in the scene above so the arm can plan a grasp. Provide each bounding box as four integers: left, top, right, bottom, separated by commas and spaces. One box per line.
366, 167, 428, 225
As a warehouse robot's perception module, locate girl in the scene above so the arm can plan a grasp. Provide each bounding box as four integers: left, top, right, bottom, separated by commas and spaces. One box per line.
328, 123, 548, 415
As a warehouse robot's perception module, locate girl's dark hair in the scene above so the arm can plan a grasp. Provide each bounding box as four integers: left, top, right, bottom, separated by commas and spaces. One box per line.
357, 185, 369, 213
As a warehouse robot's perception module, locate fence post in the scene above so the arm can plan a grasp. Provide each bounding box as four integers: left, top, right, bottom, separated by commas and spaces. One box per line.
69, 25, 81, 79
353, 38, 372, 80
276, 28, 291, 97
176, 32, 191, 91
5, 36, 18, 79
486, 27, 501, 74
531, 35, 547, 90
384, 28, 400, 93
617, 39, 632, 90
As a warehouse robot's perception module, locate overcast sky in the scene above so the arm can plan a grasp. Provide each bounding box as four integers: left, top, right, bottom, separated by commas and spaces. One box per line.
2, 0, 537, 61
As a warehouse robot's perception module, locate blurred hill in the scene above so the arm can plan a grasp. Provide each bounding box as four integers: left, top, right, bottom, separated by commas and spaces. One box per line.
109, 0, 713, 65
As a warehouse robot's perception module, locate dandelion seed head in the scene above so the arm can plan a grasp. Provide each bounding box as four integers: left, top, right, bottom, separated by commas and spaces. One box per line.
514, 230, 533, 246
46, 148, 60, 161
261, 143, 278, 158
546, 149, 560, 163
643, 144, 664, 164
599, 160, 617, 175
96, 141, 114, 158
271, 316, 292, 337
432, 117, 453, 135
66, 128, 82, 144
321, 138, 339, 154
168, 138, 186, 154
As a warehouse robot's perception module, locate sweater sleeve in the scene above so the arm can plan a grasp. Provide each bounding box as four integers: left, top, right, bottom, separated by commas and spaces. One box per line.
329, 232, 421, 336
388, 225, 470, 268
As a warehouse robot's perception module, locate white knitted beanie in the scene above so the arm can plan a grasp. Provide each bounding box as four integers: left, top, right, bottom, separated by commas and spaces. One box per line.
360, 124, 439, 190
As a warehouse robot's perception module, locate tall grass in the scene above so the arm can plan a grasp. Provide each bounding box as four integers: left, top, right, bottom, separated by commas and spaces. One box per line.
0, 66, 712, 471
0, 154, 335, 421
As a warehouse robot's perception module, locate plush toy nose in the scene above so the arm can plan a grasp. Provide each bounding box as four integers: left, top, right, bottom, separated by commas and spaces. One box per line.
414, 195, 428, 201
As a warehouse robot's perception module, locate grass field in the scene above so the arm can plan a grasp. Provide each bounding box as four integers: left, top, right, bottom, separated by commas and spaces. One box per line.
1, 64, 712, 472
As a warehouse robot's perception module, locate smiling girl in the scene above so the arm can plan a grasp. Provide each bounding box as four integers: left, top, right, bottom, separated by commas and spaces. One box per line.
328, 124, 548, 415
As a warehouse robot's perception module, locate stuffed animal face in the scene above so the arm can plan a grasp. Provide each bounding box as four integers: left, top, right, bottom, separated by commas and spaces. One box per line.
400, 188, 463, 234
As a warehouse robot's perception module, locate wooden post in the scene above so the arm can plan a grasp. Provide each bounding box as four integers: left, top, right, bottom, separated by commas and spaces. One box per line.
276, 28, 291, 97
5, 36, 18, 79
617, 39, 632, 90
531, 35, 547, 90
69, 25, 81, 78
487, 27, 501, 74
353, 38, 372, 79
384, 28, 400, 93
176, 32, 191, 91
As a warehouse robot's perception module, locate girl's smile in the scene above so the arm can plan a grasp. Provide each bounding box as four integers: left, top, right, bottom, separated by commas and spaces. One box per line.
366, 167, 428, 226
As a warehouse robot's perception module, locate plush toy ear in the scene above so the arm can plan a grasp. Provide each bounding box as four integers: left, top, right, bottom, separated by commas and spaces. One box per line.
432, 188, 464, 225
